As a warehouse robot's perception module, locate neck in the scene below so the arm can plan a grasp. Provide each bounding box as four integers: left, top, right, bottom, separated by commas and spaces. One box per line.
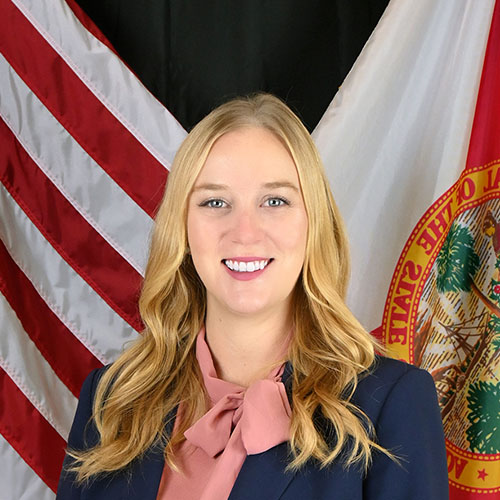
204, 306, 291, 387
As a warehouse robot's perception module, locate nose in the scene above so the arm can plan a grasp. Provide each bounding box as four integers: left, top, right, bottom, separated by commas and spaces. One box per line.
229, 207, 264, 245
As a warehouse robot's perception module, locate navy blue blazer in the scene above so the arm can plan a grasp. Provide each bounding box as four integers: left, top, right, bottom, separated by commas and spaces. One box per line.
57, 356, 449, 499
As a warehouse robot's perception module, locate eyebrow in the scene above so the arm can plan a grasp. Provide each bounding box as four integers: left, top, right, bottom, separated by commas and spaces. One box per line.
192, 181, 299, 192
192, 183, 229, 192
262, 181, 299, 192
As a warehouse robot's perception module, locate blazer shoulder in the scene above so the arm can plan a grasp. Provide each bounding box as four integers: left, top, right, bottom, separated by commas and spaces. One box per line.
67, 365, 109, 451
57, 366, 109, 498
352, 355, 438, 424
81, 365, 109, 400
357, 357, 449, 499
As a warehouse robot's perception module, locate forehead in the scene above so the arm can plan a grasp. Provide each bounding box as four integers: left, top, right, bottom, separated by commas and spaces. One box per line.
194, 127, 300, 186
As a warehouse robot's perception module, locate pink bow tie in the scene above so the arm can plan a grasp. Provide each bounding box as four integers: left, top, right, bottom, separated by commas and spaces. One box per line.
175, 328, 292, 500
184, 374, 291, 457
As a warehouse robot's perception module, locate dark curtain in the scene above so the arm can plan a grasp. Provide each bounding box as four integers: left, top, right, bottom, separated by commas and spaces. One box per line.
76, 0, 390, 131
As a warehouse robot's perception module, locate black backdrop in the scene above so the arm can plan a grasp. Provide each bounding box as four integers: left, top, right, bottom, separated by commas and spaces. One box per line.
76, 1, 390, 132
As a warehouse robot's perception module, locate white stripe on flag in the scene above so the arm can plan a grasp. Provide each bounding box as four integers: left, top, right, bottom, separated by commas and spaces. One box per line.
0, 184, 139, 364
313, 0, 495, 330
0, 434, 55, 500
0, 295, 77, 439
0, 54, 153, 274
13, 0, 187, 169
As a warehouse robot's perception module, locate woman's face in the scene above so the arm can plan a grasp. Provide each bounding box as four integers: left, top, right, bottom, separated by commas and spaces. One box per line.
187, 127, 308, 320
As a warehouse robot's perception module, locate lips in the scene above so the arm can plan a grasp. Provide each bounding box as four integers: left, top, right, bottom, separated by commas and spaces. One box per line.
221, 258, 273, 281
223, 259, 271, 272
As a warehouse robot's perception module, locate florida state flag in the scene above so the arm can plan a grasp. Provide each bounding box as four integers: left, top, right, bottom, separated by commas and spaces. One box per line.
381, 3, 500, 498
315, 0, 500, 497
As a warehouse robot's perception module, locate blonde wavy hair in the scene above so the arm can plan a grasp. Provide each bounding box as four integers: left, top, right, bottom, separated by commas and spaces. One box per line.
69, 93, 386, 482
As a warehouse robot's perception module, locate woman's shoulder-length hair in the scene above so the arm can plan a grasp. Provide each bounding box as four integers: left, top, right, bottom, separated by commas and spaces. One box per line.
68, 94, 382, 482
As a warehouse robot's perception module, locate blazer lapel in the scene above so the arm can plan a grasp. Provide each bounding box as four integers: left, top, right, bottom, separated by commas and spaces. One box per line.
118, 410, 176, 499
122, 442, 165, 500
228, 442, 296, 500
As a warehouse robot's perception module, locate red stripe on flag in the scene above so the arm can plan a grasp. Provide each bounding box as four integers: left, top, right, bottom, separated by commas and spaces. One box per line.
0, 240, 103, 397
0, 118, 143, 332
0, 0, 168, 217
466, 0, 500, 169
0, 368, 67, 493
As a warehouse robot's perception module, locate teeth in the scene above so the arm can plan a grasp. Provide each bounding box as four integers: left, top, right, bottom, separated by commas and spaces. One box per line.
224, 259, 270, 272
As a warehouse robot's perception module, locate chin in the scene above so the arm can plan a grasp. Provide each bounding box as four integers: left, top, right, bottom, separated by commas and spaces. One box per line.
222, 294, 278, 317
227, 302, 270, 317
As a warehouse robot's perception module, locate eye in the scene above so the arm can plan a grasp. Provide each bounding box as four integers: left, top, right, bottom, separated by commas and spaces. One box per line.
199, 198, 227, 209
263, 197, 289, 207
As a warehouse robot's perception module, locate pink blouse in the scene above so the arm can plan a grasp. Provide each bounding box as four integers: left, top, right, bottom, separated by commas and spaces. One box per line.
156, 328, 292, 500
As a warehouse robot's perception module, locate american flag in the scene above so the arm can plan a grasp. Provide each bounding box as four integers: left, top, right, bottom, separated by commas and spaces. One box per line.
0, 0, 185, 497
1, 0, 499, 498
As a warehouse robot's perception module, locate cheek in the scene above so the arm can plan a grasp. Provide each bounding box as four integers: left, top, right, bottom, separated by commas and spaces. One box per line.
186, 213, 208, 265
279, 215, 308, 257
187, 214, 225, 286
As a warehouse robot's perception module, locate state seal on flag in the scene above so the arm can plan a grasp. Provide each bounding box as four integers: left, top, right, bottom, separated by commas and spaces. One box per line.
382, 160, 500, 498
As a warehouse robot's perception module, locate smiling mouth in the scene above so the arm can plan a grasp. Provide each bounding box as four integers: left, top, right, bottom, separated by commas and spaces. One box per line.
222, 259, 273, 272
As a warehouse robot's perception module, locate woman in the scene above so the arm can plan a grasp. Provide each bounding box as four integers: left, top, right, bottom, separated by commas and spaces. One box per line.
57, 94, 449, 499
